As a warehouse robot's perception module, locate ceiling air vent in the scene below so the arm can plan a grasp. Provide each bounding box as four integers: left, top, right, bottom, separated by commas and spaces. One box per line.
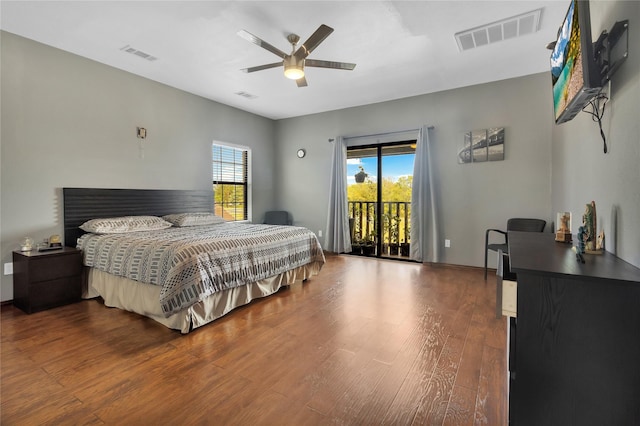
455, 8, 542, 52
120, 45, 157, 62
235, 91, 258, 100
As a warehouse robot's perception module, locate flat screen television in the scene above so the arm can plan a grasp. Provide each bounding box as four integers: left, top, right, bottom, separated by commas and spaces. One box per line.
550, 0, 602, 124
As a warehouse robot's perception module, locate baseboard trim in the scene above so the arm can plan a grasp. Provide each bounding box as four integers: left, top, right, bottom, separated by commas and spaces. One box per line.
425, 262, 491, 273
334, 252, 491, 273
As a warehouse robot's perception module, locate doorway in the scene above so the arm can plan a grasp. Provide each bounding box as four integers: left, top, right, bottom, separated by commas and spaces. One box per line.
347, 141, 416, 259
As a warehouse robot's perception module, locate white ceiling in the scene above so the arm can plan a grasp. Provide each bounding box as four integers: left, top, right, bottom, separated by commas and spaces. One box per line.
1, 1, 569, 120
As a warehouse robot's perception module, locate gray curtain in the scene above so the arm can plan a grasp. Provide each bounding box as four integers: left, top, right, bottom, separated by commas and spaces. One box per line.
410, 126, 439, 262
325, 136, 352, 253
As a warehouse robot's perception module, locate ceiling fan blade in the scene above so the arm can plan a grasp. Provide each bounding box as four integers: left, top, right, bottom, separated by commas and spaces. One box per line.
296, 76, 308, 88
305, 59, 356, 70
241, 62, 283, 73
238, 29, 287, 59
294, 24, 334, 60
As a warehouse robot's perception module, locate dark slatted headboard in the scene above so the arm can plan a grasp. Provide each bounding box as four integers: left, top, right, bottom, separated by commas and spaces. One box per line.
63, 188, 214, 247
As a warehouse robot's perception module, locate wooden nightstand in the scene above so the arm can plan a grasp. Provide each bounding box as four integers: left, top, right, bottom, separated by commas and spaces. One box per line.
12, 247, 83, 313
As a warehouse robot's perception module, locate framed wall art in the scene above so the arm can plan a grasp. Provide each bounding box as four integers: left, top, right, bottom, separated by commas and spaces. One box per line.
458, 127, 504, 164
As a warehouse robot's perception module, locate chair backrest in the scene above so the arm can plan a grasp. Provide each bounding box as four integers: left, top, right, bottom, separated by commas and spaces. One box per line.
507, 218, 546, 233
263, 211, 292, 225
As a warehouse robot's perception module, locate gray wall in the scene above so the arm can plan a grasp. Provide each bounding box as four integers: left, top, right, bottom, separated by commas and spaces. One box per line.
551, 0, 640, 268
1, 32, 276, 301
275, 72, 554, 268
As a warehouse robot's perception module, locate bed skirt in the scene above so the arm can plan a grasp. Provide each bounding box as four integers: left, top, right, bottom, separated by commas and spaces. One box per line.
84, 261, 323, 333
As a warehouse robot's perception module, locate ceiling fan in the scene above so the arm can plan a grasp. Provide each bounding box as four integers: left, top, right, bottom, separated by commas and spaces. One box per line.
238, 24, 356, 87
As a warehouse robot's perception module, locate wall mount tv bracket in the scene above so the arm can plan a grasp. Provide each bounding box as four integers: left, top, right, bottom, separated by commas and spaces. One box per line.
583, 20, 629, 154
594, 20, 629, 85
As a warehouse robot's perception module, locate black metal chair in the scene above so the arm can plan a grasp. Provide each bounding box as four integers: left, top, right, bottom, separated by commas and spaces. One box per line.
484, 218, 546, 280
263, 211, 292, 226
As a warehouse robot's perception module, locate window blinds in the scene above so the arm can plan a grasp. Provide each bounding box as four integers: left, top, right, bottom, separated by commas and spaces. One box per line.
212, 145, 247, 184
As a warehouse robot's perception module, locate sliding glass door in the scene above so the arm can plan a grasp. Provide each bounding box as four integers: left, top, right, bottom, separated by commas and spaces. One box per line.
347, 141, 415, 259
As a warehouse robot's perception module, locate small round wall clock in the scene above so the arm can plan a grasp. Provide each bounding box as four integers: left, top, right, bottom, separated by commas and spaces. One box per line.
297, 149, 306, 158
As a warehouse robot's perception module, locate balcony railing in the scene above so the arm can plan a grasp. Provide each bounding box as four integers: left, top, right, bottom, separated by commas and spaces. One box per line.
348, 200, 411, 257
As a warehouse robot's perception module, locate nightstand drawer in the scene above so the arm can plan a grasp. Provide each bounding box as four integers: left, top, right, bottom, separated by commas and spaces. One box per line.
29, 253, 82, 282
26, 276, 82, 312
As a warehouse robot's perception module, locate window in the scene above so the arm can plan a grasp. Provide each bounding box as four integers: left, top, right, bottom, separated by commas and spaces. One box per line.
212, 143, 249, 221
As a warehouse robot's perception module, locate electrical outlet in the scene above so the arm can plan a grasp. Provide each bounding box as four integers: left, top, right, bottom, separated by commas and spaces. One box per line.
318, 230, 323, 237
445, 239, 451, 248
4, 262, 13, 275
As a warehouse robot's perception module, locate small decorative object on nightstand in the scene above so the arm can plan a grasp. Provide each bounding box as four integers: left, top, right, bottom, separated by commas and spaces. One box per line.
12, 247, 83, 314
20, 237, 34, 252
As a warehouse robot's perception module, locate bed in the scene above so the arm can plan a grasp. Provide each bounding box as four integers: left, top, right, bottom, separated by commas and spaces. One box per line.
63, 188, 325, 333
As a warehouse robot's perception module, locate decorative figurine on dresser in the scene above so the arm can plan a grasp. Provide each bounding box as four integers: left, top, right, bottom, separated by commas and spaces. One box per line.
581, 200, 603, 254
577, 225, 587, 254
596, 229, 605, 250
555, 211, 572, 243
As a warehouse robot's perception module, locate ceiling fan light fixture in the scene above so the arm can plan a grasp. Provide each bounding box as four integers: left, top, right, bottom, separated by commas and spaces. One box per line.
284, 66, 304, 80
284, 56, 304, 80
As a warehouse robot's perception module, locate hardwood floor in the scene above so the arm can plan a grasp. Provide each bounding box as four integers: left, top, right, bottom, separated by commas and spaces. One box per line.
1, 255, 507, 425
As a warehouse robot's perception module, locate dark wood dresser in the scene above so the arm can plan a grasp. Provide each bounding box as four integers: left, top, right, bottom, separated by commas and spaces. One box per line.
12, 247, 83, 313
507, 231, 640, 425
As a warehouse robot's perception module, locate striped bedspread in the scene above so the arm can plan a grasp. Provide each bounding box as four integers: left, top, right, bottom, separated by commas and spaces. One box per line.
77, 222, 325, 316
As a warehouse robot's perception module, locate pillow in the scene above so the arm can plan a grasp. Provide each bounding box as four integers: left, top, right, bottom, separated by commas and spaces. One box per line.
162, 212, 225, 227
80, 216, 173, 234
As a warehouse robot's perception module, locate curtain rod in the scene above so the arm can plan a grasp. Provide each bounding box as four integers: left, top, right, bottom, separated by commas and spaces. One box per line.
328, 126, 434, 142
